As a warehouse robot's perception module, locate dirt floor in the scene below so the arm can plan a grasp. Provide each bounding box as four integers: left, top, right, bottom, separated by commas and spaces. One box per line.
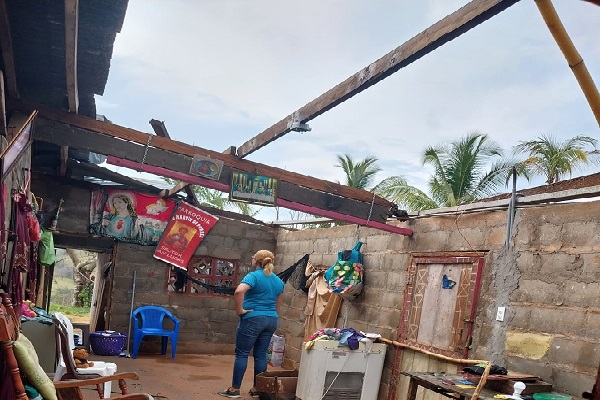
82, 353, 284, 400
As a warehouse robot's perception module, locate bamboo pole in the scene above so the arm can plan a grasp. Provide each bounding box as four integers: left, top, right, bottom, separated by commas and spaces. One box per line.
534, 0, 600, 127
378, 338, 488, 364
471, 362, 493, 400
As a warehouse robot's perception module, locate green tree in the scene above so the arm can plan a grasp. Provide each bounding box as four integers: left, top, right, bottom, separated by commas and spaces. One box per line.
335, 154, 382, 189
513, 135, 599, 184
163, 179, 260, 216
374, 132, 511, 210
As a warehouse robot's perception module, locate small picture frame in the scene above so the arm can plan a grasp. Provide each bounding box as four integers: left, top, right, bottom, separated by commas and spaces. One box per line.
229, 170, 278, 206
189, 155, 224, 181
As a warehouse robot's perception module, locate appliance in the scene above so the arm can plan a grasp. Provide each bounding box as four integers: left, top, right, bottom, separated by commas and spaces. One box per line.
296, 339, 387, 400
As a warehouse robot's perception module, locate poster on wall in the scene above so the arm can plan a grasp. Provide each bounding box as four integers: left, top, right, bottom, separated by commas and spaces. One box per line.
89, 188, 176, 245
229, 170, 278, 206
154, 202, 219, 269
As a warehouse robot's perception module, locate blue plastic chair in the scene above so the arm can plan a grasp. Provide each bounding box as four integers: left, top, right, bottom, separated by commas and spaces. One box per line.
131, 306, 180, 359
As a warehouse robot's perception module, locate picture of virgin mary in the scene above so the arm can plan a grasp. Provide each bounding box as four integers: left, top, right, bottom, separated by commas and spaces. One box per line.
90, 189, 176, 245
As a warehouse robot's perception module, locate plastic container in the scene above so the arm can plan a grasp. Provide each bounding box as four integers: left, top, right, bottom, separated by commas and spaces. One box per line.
89, 330, 127, 356
533, 393, 572, 400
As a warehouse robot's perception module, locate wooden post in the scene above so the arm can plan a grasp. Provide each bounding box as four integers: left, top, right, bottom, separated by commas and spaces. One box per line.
535, 0, 600, 127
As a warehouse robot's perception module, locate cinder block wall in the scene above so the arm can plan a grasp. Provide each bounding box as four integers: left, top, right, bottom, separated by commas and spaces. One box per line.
275, 200, 600, 399
108, 218, 278, 355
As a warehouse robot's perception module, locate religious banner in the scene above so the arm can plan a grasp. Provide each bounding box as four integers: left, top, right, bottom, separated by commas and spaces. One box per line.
89, 188, 176, 245
154, 202, 219, 269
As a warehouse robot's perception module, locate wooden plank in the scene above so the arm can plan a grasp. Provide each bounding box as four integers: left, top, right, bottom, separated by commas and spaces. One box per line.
53, 232, 114, 253
235, 0, 521, 157
66, 160, 163, 194
159, 181, 188, 197
59, 145, 69, 176
107, 155, 414, 234
64, 0, 79, 113
0, 0, 18, 98
33, 117, 400, 226
0, 70, 6, 136
149, 119, 170, 138
10, 102, 395, 207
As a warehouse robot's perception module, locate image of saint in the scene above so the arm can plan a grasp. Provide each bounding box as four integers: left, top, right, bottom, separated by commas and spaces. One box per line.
164, 225, 194, 251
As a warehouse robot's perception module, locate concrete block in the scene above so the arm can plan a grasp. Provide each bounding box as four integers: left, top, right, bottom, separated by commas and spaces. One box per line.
528, 306, 586, 336
563, 281, 600, 308
584, 312, 600, 340
550, 366, 596, 398
513, 279, 562, 304
547, 337, 600, 368
504, 356, 554, 383
378, 309, 401, 330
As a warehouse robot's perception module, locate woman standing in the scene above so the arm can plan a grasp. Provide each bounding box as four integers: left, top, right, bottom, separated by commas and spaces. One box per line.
218, 250, 285, 398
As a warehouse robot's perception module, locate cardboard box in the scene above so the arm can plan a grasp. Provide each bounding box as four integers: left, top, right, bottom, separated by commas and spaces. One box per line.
255, 370, 299, 400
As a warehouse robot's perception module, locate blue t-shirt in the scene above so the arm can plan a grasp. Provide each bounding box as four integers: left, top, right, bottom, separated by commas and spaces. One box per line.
240, 268, 285, 319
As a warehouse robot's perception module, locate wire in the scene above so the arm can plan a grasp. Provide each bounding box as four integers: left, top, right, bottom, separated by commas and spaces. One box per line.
320, 351, 351, 400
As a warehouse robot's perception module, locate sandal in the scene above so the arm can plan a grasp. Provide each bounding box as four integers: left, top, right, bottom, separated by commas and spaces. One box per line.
217, 388, 241, 398
249, 388, 259, 398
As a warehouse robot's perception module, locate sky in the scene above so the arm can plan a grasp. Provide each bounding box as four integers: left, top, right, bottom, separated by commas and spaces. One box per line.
96, 1, 600, 220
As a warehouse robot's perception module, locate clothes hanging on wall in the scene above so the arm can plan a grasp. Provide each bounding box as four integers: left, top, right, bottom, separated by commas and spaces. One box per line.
303, 262, 342, 340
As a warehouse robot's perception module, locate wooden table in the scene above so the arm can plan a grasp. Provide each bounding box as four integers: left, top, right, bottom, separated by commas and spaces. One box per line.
402, 372, 500, 400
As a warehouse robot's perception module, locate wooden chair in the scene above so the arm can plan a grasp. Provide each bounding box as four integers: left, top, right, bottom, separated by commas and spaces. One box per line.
0, 293, 153, 400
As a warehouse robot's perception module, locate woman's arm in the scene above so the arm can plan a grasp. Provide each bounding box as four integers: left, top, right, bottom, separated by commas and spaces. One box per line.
234, 283, 252, 316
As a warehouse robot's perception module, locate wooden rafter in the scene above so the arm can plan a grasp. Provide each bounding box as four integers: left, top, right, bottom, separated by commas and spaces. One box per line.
0, 70, 6, 135
0, 0, 18, 98
64, 0, 79, 113
235, 0, 520, 158
18, 101, 412, 234
149, 119, 200, 205
149, 119, 170, 138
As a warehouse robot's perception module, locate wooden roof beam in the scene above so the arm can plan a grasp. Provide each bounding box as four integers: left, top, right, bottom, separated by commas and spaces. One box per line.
149, 119, 201, 205
149, 119, 170, 138
12, 99, 393, 207
28, 113, 412, 234
235, 0, 520, 158
64, 0, 79, 113
0, 0, 18, 98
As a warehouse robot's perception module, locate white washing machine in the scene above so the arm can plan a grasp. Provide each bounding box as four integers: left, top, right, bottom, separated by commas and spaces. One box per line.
296, 339, 387, 400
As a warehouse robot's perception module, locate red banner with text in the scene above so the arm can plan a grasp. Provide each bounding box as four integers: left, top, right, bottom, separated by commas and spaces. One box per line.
153, 202, 219, 269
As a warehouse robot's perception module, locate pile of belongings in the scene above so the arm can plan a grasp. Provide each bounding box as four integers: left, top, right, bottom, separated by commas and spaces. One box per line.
304, 328, 366, 350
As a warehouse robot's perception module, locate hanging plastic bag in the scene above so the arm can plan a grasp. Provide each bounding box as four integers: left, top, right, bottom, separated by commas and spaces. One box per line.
325, 242, 364, 300
39, 231, 56, 265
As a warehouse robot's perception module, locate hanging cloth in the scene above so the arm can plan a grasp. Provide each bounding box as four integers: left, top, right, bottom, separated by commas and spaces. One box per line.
304, 262, 342, 340
11, 192, 31, 272
0, 185, 6, 261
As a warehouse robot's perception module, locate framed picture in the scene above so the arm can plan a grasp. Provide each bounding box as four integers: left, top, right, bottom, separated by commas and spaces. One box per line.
229, 170, 278, 206
189, 155, 224, 181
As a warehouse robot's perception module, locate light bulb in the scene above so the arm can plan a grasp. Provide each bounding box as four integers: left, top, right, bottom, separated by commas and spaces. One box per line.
512, 381, 526, 398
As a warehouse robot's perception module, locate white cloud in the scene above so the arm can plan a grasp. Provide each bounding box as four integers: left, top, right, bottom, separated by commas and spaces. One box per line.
98, 0, 600, 207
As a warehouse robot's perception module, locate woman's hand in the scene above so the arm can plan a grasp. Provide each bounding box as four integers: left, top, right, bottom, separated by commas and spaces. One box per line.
236, 308, 253, 317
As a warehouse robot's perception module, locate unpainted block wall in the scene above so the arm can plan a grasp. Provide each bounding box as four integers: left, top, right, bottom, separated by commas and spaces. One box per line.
30, 177, 279, 355
108, 218, 278, 355
275, 200, 600, 399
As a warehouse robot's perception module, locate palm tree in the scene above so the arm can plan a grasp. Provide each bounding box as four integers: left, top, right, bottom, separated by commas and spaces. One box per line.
335, 154, 382, 189
513, 135, 599, 184
374, 132, 510, 210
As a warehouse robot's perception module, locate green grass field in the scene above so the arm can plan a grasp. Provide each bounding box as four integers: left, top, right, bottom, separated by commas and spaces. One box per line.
50, 276, 90, 323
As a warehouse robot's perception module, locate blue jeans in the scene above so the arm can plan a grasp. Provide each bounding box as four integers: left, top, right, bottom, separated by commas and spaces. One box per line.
232, 316, 278, 388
